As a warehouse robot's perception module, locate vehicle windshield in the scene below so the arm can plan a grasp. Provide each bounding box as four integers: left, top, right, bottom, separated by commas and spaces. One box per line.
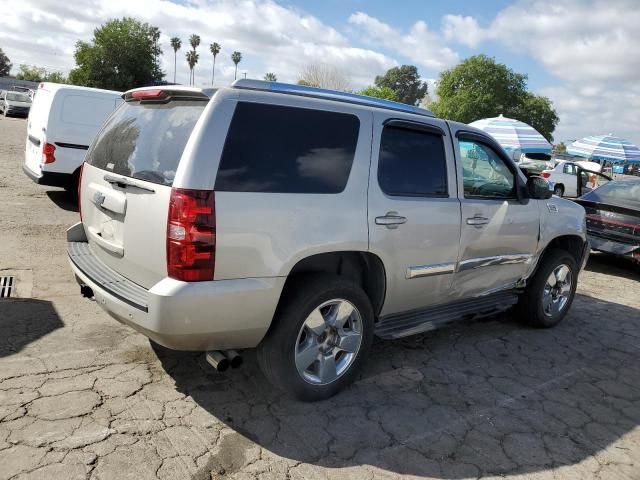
86, 99, 206, 186
582, 180, 640, 210
6, 93, 31, 103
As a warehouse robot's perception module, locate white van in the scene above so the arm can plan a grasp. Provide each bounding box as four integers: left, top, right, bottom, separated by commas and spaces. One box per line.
23, 83, 122, 192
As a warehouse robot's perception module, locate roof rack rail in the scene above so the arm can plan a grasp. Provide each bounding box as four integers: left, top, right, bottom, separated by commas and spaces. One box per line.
231, 79, 435, 118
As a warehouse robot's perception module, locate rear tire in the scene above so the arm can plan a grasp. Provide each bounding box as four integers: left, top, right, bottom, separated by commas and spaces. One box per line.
553, 184, 564, 197
516, 249, 577, 328
257, 274, 374, 402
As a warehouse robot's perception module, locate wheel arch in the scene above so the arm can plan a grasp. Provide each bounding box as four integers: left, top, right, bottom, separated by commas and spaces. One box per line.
281, 251, 387, 317
527, 234, 586, 283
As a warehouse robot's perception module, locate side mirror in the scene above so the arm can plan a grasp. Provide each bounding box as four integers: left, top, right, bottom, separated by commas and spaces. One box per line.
527, 176, 552, 199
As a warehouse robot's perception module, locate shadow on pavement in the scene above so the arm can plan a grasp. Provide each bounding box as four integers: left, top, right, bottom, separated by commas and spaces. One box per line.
46, 190, 78, 212
155, 293, 640, 478
0, 299, 64, 357
586, 252, 639, 281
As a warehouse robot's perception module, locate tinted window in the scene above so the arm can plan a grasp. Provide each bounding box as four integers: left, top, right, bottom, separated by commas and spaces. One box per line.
87, 100, 206, 186
460, 139, 515, 198
215, 102, 359, 193
582, 180, 638, 207
377, 127, 447, 196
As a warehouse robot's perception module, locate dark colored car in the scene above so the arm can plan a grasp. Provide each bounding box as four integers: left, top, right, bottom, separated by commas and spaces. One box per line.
574, 178, 640, 262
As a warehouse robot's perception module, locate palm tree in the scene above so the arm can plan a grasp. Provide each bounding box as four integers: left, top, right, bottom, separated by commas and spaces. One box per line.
188, 34, 201, 85
186, 51, 199, 86
264, 72, 277, 82
209, 42, 221, 86
231, 51, 242, 80
170, 37, 181, 84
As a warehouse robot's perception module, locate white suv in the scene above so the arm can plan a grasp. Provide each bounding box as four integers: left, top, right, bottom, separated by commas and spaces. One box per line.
68, 81, 589, 400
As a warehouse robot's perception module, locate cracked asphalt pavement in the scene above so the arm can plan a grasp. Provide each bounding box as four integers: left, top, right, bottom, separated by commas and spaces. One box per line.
1, 115, 639, 479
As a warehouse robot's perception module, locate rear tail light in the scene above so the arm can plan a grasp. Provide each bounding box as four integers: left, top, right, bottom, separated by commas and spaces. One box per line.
167, 188, 215, 282
541, 171, 551, 178
78, 162, 85, 222
130, 89, 166, 100
42, 142, 56, 164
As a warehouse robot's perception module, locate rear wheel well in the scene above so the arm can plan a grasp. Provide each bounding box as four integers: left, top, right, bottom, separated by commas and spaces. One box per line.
284, 252, 386, 316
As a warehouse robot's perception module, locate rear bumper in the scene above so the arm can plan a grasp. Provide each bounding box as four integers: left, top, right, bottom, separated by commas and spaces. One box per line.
588, 234, 639, 260
23, 164, 72, 188
66, 223, 284, 351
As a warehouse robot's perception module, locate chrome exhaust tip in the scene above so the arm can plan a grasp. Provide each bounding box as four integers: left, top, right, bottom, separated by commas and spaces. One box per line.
205, 351, 229, 372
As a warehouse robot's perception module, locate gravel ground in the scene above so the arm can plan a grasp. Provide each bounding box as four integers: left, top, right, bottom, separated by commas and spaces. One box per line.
0, 115, 639, 480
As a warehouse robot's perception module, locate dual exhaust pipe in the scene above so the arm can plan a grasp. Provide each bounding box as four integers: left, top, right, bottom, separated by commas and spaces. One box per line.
206, 350, 243, 372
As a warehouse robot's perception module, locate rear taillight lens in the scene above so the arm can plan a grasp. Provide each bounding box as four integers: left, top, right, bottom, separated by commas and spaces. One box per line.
78, 162, 85, 221
42, 142, 56, 164
541, 171, 551, 178
167, 188, 215, 282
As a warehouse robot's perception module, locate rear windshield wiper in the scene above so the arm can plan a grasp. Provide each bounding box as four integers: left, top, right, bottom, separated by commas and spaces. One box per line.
103, 174, 156, 192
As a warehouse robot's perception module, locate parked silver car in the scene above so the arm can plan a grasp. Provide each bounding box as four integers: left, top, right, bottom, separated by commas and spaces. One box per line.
0, 90, 31, 117
67, 81, 589, 400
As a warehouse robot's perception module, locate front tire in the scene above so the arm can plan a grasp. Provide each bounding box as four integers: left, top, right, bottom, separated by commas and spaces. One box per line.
516, 249, 577, 328
257, 274, 374, 402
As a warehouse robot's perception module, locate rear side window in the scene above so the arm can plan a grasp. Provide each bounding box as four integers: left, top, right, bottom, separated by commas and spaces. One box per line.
377, 126, 448, 196
61, 95, 116, 127
87, 100, 206, 186
215, 102, 360, 193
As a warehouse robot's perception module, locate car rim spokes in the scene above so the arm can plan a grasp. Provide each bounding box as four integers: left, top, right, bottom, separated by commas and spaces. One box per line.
542, 264, 573, 317
295, 299, 363, 385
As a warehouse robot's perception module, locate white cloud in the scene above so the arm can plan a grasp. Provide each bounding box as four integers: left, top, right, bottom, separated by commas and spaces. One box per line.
441, 15, 487, 48
0, 0, 396, 89
444, 0, 640, 145
349, 12, 459, 71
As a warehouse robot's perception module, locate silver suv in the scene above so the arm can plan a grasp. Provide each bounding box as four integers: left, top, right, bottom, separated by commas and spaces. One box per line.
67, 81, 589, 401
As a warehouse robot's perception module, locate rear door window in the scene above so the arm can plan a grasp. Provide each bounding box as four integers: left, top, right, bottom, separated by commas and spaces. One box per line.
215, 102, 360, 193
377, 126, 448, 197
87, 100, 206, 186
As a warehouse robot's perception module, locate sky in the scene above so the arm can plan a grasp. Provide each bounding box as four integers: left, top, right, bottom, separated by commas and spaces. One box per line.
1, 0, 638, 145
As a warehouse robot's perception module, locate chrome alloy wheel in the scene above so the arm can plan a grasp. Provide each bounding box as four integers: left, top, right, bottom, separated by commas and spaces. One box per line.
294, 299, 363, 385
542, 264, 573, 317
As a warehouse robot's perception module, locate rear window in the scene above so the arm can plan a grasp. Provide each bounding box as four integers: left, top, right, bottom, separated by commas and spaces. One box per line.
215, 102, 360, 193
583, 181, 640, 209
87, 100, 206, 186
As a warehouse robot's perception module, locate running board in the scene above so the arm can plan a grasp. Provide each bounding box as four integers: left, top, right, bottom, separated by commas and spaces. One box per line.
375, 291, 520, 340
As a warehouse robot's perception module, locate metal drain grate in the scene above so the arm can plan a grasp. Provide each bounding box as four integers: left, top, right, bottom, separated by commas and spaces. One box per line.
0, 276, 15, 298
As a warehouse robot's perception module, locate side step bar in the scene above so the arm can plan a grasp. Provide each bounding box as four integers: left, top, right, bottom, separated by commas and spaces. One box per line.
375, 291, 520, 340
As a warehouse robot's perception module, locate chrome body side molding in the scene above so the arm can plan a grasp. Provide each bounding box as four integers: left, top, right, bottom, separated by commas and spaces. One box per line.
406, 263, 456, 279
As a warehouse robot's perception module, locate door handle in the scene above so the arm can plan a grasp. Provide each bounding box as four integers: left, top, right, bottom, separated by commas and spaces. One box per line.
466, 216, 489, 226
376, 212, 407, 229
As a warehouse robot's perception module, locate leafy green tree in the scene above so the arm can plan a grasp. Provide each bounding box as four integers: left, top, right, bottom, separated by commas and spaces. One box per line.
0, 48, 12, 77
170, 37, 181, 84
374, 65, 427, 105
210, 42, 221, 86
16, 64, 46, 82
231, 51, 242, 80
431, 55, 559, 141
264, 72, 277, 82
46, 72, 67, 84
514, 93, 559, 143
188, 34, 201, 85
554, 142, 567, 154
68, 17, 164, 90
186, 51, 199, 86
358, 85, 398, 101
